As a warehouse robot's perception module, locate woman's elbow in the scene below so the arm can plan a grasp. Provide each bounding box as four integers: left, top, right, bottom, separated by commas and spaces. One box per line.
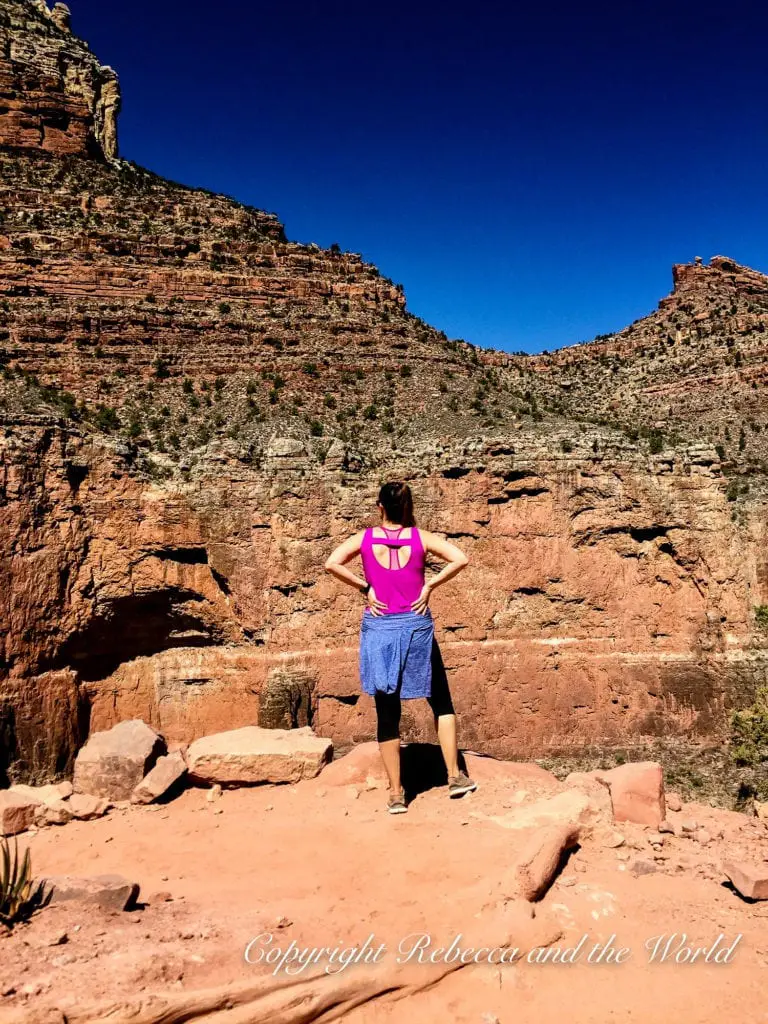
457, 552, 469, 569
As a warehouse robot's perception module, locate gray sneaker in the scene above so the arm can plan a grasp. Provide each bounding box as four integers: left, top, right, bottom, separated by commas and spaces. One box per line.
448, 773, 477, 798
387, 789, 408, 814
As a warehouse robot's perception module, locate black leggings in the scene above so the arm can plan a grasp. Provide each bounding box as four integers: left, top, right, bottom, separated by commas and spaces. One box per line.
374, 641, 455, 743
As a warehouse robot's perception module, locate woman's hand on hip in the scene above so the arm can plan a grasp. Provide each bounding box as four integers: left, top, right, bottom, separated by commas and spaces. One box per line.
366, 585, 387, 616
411, 583, 432, 615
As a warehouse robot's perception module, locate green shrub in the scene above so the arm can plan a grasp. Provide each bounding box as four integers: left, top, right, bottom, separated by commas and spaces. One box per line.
93, 405, 120, 431
755, 606, 768, 631
309, 420, 324, 436
1, 839, 47, 929
730, 687, 768, 768
153, 357, 170, 380
560, 438, 574, 453
648, 429, 664, 454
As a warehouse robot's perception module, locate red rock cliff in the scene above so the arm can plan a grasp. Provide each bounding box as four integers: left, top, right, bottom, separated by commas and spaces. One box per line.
0, 0, 119, 159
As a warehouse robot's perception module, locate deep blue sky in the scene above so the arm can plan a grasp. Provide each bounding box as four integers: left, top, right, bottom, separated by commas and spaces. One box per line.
70, 0, 767, 353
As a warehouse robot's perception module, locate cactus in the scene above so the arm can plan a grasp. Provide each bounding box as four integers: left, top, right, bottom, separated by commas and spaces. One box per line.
0, 837, 48, 928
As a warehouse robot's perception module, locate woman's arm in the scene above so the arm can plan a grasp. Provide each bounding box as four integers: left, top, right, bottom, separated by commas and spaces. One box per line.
411, 531, 469, 614
324, 532, 386, 615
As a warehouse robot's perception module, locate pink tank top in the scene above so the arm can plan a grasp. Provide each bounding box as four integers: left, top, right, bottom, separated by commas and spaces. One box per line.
360, 526, 426, 614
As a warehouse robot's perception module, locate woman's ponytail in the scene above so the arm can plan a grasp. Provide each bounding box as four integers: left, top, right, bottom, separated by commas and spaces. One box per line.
377, 481, 415, 527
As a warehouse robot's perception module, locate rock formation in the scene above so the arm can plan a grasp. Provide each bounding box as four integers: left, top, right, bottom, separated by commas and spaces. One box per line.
0, 0, 120, 160
0, 0, 766, 786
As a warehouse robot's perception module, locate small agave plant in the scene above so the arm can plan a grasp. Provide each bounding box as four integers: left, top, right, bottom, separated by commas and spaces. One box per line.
0, 837, 48, 929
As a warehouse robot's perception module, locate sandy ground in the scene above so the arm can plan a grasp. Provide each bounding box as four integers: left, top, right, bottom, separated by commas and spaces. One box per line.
1, 751, 767, 1023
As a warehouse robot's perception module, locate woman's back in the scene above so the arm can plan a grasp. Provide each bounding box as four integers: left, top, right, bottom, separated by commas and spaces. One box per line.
360, 526, 426, 614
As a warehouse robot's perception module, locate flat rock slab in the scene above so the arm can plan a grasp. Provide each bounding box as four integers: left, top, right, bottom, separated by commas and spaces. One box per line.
0, 790, 38, 836
724, 860, 768, 900
187, 726, 333, 786
43, 874, 140, 912
131, 751, 187, 804
485, 789, 607, 832
73, 719, 166, 800
9, 781, 73, 806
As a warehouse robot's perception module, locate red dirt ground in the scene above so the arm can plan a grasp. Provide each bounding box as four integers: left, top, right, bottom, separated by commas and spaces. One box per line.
1, 751, 766, 1023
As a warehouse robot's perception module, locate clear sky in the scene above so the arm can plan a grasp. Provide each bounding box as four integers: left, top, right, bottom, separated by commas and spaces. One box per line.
69, 0, 767, 353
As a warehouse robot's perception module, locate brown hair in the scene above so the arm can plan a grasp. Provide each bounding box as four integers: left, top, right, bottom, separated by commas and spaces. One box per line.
377, 481, 415, 527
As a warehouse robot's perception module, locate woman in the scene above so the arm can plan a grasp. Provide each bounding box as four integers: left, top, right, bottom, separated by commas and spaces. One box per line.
325, 481, 476, 814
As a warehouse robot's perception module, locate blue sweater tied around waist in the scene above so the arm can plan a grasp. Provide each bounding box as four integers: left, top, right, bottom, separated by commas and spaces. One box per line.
359, 609, 434, 698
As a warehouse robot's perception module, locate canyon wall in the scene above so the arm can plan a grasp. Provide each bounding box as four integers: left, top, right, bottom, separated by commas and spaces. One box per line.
3, 417, 766, 782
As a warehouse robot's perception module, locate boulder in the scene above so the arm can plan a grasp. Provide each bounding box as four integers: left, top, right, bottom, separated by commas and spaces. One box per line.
33, 798, 72, 826
10, 781, 73, 806
666, 791, 683, 813
131, 751, 187, 804
723, 861, 768, 900
43, 874, 139, 912
507, 823, 581, 901
187, 726, 333, 786
73, 720, 166, 800
598, 762, 666, 826
318, 742, 381, 787
0, 791, 38, 836
68, 793, 110, 820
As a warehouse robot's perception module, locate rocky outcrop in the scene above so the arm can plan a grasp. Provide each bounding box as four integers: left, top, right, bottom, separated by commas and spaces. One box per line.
0, 0, 120, 159
525, 255, 768, 465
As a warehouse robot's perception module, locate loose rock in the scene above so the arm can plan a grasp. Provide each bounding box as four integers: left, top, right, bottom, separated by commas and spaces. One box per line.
43, 874, 140, 912
187, 726, 333, 786
74, 719, 166, 800
131, 751, 187, 805
598, 762, 666, 827
68, 793, 110, 820
0, 791, 38, 836
723, 861, 768, 900
629, 858, 658, 877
